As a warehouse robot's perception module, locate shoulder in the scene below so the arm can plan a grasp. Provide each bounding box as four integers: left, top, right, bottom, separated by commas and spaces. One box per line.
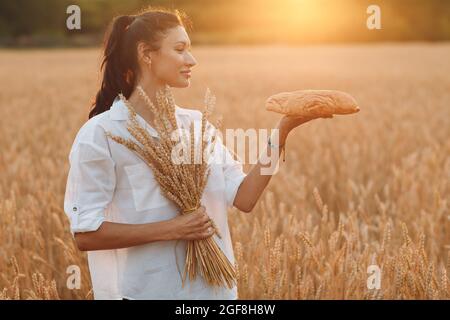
69, 112, 112, 158
176, 105, 202, 121
74, 112, 111, 144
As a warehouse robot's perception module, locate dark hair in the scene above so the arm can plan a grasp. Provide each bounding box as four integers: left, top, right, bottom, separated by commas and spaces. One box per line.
88, 6, 192, 119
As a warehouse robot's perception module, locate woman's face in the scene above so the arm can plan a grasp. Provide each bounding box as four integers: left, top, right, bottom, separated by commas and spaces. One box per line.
145, 25, 197, 88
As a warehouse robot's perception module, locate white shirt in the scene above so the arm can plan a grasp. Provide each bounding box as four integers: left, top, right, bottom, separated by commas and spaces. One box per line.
63, 96, 247, 300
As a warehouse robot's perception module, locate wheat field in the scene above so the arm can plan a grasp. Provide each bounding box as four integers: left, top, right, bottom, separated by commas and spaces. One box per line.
0, 43, 449, 299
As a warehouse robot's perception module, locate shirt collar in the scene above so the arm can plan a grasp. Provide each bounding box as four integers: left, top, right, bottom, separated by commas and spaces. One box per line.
109, 95, 191, 119
109, 95, 191, 137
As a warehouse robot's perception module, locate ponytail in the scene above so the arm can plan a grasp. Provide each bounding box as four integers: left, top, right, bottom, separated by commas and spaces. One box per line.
89, 15, 135, 119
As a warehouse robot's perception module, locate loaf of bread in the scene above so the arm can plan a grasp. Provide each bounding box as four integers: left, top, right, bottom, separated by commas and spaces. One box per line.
265, 90, 360, 117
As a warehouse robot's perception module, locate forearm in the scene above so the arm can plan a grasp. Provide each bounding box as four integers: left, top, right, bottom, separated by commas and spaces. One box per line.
74, 220, 175, 251
233, 120, 290, 212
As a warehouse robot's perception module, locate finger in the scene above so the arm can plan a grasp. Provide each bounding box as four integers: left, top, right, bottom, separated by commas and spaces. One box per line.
195, 220, 212, 232
191, 214, 204, 226
195, 214, 209, 225
195, 217, 207, 227
201, 227, 214, 239
189, 212, 200, 223
202, 220, 213, 229
192, 212, 203, 222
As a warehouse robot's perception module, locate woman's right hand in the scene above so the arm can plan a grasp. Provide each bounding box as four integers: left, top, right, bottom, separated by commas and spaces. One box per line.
168, 206, 215, 241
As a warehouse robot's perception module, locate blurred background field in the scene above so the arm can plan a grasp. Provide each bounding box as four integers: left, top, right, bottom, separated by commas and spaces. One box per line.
0, 0, 449, 299
0, 0, 449, 47
0, 43, 448, 299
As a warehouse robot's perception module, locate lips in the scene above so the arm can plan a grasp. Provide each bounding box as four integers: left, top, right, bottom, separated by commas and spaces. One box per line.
181, 70, 191, 77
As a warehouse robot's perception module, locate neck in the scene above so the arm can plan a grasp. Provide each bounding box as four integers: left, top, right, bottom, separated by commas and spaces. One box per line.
127, 78, 168, 123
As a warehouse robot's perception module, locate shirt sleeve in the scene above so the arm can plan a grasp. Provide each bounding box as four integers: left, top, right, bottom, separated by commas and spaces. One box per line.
63, 125, 116, 235
212, 131, 247, 210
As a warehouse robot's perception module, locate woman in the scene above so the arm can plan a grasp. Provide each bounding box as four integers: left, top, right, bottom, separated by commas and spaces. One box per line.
64, 7, 325, 300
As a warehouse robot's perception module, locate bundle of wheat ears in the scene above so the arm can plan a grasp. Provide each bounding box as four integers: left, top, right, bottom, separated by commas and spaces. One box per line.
105, 85, 236, 289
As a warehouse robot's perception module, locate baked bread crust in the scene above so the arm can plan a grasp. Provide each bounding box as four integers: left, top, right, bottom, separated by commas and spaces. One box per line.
266, 90, 360, 117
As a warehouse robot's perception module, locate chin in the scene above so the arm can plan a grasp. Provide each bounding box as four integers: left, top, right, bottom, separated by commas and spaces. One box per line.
179, 80, 191, 88
168, 79, 190, 88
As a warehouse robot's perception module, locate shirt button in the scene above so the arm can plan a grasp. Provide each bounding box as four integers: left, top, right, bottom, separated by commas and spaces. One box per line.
72, 206, 78, 212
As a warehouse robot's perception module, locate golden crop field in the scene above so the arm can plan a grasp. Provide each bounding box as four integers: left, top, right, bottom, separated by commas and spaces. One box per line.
0, 44, 449, 299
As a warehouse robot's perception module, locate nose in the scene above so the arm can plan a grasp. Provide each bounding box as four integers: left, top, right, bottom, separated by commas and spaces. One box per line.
185, 51, 197, 68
